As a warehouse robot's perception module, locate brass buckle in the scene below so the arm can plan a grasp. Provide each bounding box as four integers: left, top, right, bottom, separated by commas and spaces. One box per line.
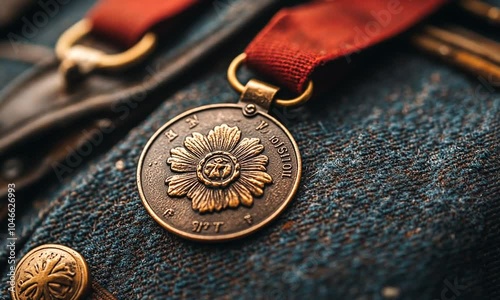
227, 53, 314, 107
55, 19, 157, 80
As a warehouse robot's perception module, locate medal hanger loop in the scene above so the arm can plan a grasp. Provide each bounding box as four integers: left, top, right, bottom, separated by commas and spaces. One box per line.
228, 53, 314, 107
55, 19, 157, 80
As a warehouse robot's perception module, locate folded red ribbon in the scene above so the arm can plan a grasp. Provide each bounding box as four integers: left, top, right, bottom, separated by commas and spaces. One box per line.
245, 0, 447, 94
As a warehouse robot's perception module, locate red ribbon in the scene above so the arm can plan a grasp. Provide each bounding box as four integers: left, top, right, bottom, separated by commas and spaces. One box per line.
86, 0, 446, 92
245, 0, 447, 94
87, 0, 199, 47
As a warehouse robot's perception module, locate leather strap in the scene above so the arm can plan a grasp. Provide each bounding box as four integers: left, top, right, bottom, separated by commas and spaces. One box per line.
87, 0, 199, 46
245, 0, 447, 94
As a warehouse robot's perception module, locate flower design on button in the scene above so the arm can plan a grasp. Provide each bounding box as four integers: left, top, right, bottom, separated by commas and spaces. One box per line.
166, 124, 272, 213
18, 253, 76, 299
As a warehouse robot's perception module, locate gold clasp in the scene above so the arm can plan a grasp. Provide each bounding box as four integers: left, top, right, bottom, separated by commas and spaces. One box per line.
227, 53, 314, 107
55, 19, 157, 81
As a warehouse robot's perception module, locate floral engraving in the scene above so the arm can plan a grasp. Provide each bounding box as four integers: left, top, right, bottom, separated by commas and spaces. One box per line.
166, 124, 272, 213
18, 252, 76, 299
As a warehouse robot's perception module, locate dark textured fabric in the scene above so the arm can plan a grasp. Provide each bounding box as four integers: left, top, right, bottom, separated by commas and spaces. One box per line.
1, 0, 500, 299
1, 46, 499, 299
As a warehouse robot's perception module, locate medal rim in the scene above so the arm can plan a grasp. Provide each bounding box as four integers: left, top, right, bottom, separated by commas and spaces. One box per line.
136, 103, 302, 242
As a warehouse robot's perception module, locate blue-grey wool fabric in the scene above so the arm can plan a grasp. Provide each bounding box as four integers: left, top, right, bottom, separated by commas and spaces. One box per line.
2, 49, 499, 299
1, 2, 500, 300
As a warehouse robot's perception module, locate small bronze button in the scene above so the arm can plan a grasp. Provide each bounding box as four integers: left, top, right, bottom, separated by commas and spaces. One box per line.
11, 244, 90, 300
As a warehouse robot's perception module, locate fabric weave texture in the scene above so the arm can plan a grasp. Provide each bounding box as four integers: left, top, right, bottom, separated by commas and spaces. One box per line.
1, 0, 499, 299
1, 49, 499, 299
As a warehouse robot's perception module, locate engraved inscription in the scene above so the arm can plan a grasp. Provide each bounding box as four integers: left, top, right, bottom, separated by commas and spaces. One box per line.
185, 114, 199, 128
282, 163, 292, 178
269, 135, 292, 178
163, 209, 175, 217
192, 221, 225, 233
165, 129, 178, 141
255, 119, 293, 178
192, 221, 210, 232
256, 120, 270, 133
244, 214, 253, 225
213, 221, 224, 233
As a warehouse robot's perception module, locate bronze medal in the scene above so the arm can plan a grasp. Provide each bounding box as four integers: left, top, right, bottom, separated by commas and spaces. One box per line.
137, 54, 312, 241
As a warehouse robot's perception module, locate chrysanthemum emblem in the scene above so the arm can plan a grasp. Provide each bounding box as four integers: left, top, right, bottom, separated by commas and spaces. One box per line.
166, 124, 273, 213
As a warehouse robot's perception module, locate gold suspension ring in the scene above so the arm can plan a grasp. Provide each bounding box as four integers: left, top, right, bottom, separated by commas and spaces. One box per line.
227, 53, 314, 107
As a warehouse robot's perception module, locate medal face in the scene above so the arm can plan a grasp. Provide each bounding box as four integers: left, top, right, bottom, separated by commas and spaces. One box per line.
137, 103, 301, 241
